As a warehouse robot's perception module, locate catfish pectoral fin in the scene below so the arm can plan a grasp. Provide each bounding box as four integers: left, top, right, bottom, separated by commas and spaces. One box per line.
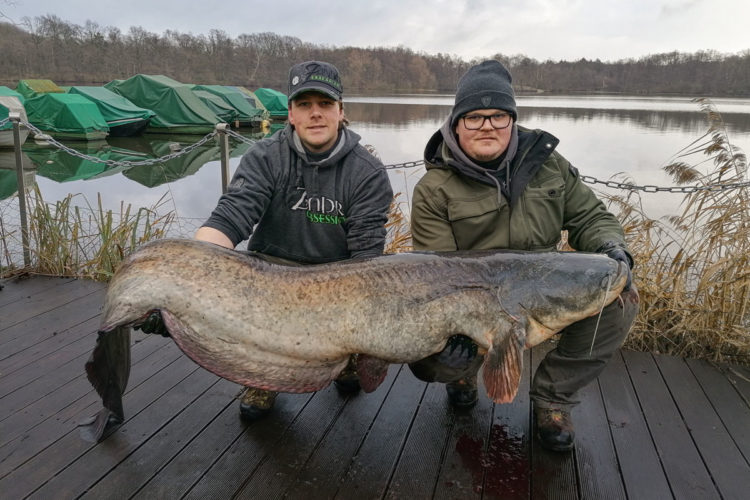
482, 331, 523, 404
355, 354, 390, 392
78, 408, 123, 443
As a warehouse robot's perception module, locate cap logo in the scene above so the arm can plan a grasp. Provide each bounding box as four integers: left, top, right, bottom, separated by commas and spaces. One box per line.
292, 76, 300, 86
481, 96, 492, 107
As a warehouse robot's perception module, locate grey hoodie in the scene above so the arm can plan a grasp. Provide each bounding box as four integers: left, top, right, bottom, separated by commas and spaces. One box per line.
202, 123, 393, 264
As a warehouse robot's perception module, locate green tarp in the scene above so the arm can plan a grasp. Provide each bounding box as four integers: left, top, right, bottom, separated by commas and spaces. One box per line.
15, 79, 64, 99
191, 89, 239, 123
194, 85, 266, 125
68, 86, 155, 130
231, 86, 270, 116
106, 74, 220, 134
24, 93, 109, 141
0, 86, 25, 104
254, 88, 288, 118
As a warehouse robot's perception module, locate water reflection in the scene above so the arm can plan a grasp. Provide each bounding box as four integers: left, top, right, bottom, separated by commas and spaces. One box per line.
3, 96, 748, 223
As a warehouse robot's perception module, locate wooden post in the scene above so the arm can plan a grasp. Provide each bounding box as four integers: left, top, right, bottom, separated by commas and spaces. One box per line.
10, 112, 30, 268
216, 123, 230, 194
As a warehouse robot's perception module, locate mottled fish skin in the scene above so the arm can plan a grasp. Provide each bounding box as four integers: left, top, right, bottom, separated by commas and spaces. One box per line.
84, 239, 627, 441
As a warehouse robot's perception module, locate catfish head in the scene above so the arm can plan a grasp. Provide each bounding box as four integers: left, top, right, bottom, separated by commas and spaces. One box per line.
480, 250, 628, 404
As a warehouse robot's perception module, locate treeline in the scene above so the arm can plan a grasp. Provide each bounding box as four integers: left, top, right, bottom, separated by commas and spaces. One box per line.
1, 15, 749, 96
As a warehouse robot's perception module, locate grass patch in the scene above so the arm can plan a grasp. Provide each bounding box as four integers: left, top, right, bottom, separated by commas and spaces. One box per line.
1, 186, 174, 281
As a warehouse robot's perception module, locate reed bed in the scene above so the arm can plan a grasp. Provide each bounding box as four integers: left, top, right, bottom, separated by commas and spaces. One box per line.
1, 186, 174, 281
601, 99, 749, 364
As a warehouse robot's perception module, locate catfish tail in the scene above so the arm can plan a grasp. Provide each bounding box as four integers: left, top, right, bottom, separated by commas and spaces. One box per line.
81, 326, 131, 441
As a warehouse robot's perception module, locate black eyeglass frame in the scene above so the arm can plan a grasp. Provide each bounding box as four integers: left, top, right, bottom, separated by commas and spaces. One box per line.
461, 113, 513, 130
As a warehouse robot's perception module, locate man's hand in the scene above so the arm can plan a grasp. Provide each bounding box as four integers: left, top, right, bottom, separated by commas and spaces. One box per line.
603, 247, 632, 292
436, 335, 478, 369
134, 311, 170, 337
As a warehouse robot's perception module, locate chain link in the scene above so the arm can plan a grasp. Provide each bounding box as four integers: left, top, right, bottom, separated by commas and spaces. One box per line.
18, 118, 219, 167
5, 118, 748, 193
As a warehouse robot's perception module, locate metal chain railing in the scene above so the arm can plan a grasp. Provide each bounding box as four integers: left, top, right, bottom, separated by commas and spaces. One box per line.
19, 119, 220, 167
4, 117, 748, 194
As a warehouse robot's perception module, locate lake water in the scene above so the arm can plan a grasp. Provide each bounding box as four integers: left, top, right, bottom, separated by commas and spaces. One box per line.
2, 95, 749, 237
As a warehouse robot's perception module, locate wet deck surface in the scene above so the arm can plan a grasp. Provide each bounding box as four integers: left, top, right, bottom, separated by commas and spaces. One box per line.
1, 275, 749, 499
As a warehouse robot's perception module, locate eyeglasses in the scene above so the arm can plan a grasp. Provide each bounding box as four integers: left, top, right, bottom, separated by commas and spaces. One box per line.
461, 113, 512, 130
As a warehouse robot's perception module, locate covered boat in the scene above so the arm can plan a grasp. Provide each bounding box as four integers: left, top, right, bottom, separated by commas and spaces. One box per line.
190, 88, 239, 124
253, 88, 288, 119
0, 87, 29, 147
106, 74, 220, 134
15, 79, 64, 99
24, 93, 109, 141
194, 85, 266, 127
68, 86, 155, 137
230, 86, 270, 117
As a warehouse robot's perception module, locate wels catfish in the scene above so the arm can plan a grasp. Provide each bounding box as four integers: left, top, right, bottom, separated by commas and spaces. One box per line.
82, 238, 627, 441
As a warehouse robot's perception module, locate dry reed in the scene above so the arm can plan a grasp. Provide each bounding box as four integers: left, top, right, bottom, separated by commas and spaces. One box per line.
2, 186, 174, 281
601, 98, 749, 364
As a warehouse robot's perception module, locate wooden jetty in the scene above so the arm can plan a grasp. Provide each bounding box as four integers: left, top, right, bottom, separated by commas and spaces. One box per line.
1, 275, 748, 499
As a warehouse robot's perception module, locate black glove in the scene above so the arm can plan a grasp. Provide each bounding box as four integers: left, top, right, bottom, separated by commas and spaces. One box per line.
601, 246, 633, 292
435, 335, 478, 370
134, 311, 170, 337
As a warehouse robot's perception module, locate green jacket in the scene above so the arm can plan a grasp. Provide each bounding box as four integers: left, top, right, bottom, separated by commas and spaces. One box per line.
411, 124, 629, 255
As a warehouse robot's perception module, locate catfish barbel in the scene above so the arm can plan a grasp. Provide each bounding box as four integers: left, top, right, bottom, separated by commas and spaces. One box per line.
82, 238, 628, 441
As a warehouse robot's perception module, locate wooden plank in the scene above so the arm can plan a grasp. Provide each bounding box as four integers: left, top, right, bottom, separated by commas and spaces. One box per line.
479, 348, 532, 500
530, 340, 577, 500
28, 364, 216, 499
724, 364, 750, 406
0, 316, 100, 398
0, 289, 105, 360
131, 388, 248, 500
688, 358, 750, 462
433, 377, 494, 500
656, 354, 750, 500
384, 380, 455, 499
573, 377, 627, 500
0, 337, 177, 463
0, 311, 99, 376
232, 385, 355, 499
333, 366, 428, 499
78, 377, 239, 500
623, 350, 720, 499
179, 391, 315, 500
0, 349, 198, 498
0, 275, 74, 308
0, 278, 104, 332
598, 350, 672, 500
281, 365, 401, 499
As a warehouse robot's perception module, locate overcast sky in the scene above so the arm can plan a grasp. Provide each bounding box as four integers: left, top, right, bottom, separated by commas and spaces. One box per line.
2, 0, 748, 62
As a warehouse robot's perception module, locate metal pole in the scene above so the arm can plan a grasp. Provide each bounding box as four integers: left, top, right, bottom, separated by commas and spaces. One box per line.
216, 123, 230, 194
10, 112, 30, 268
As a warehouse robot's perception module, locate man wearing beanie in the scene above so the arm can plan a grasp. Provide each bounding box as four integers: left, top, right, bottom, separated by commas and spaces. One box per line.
136, 61, 393, 420
409, 60, 639, 452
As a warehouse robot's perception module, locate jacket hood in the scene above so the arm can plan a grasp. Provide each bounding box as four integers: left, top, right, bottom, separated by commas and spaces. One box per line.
423, 120, 560, 207
282, 123, 362, 195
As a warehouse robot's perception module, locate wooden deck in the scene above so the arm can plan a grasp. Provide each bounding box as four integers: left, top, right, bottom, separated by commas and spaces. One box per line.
1, 275, 748, 500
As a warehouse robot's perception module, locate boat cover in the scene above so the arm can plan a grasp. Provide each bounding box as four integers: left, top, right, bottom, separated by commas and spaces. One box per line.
193, 85, 266, 123
24, 93, 109, 138
191, 89, 239, 123
68, 86, 155, 126
253, 88, 288, 118
15, 79, 64, 99
106, 74, 220, 133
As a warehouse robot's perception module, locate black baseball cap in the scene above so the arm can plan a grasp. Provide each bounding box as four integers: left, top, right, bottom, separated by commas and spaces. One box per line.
288, 61, 343, 101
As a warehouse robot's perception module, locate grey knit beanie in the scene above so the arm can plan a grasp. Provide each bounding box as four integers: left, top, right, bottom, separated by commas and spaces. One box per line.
451, 60, 517, 126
